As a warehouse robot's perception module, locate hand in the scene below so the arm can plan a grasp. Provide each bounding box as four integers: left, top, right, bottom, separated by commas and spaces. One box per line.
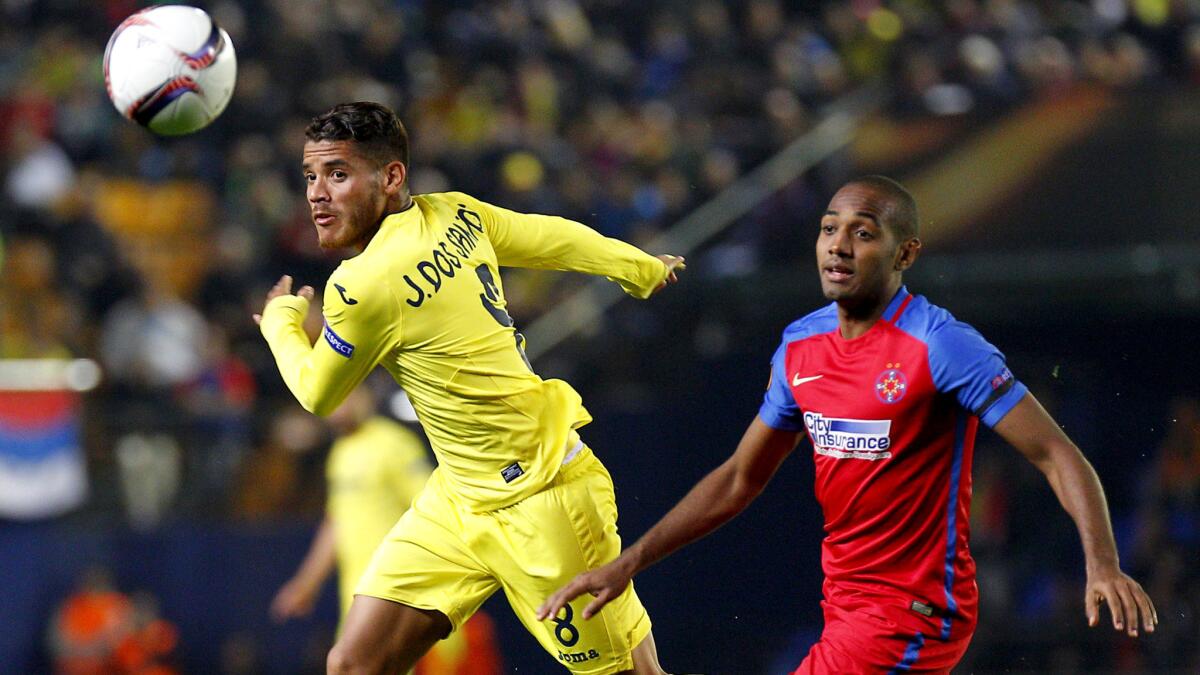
654, 254, 685, 292
253, 275, 315, 325
537, 556, 635, 623
270, 577, 318, 622
1085, 565, 1157, 637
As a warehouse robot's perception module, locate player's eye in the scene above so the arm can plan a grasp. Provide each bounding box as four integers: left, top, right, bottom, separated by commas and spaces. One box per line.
856, 228, 874, 240
820, 223, 836, 234
303, 173, 315, 182
331, 170, 347, 180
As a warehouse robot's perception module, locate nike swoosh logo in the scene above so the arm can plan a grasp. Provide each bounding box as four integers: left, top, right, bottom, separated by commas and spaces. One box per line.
792, 374, 823, 386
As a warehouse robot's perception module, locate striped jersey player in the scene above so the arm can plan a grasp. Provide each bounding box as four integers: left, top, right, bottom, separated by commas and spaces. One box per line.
540, 176, 1157, 674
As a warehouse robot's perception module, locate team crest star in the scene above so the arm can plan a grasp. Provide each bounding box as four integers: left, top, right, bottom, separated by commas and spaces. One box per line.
875, 369, 907, 403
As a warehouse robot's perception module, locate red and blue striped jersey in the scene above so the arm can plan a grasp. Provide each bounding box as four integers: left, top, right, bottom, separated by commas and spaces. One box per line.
759, 287, 1026, 639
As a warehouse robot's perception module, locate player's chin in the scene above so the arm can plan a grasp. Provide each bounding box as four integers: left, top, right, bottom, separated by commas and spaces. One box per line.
315, 228, 347, 249
820, 280, 854, 300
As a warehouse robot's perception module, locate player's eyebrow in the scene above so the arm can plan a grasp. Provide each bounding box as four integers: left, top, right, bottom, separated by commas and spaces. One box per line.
301, 158, 351, 171
823, 209, 882, 226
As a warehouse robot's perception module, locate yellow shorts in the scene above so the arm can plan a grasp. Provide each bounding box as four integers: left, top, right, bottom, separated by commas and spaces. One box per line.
356, 445, 652, 675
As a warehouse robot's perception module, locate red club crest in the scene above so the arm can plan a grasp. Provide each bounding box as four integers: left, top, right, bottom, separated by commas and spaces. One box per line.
875, 364, 907, 404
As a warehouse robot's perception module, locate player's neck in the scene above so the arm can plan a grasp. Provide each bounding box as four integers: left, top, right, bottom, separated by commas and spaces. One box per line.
836, 280, 902, 339
355, 195, 414, 253
836, 308, 883, 340
392, 192, 413, 213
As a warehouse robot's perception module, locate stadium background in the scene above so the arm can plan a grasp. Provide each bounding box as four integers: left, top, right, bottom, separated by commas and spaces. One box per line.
1, 0, 1198, 672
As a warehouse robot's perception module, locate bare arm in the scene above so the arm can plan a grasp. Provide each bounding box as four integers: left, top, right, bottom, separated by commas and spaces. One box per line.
270, 516, 337, 622
538, 416, 800, 621
993, 392, 1157, 636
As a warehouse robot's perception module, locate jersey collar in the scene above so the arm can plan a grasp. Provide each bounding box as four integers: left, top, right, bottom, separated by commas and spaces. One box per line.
383, 198, 420, 229
880, 285, 913, 324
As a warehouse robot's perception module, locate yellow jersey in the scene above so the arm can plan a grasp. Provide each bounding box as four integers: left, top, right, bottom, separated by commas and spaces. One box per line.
326, 416, 431, 614
261, 191, 669, 511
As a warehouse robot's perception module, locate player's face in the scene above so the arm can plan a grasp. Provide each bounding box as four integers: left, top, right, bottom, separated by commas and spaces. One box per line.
816, 184, 907, 306
302, 140, 388, 251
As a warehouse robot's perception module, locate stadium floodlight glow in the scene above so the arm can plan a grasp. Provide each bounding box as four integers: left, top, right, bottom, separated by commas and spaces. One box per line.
0, 359, 103, 392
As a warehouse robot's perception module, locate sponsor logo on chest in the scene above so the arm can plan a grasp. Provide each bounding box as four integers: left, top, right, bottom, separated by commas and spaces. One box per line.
803, 411, 893, 460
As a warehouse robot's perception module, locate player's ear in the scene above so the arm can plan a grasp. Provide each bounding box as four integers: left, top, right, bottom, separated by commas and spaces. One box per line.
382, 160, 407, 196
894, 237, 921, 271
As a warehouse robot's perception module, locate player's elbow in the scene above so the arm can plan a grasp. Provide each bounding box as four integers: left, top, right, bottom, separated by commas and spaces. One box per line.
726, 466, 770, 509
1026, 437, 1085, 476
294, 389, 342, 417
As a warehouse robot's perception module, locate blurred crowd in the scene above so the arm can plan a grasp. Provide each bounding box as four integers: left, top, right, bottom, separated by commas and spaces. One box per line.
1, 0, 1199, 671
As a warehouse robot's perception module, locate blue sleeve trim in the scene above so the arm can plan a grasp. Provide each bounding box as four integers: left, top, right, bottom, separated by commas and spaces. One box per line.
759, 340, 801, 431
978, 380, 1028, 428
757, 310, 836, 433
758, 404, 805, 432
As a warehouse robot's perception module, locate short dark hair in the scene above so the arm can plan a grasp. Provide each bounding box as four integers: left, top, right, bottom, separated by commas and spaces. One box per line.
845, 175, 919, 239
305, 102, 409, 169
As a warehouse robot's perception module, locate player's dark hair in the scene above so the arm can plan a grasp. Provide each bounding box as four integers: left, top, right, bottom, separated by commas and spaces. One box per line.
305, 101, 409, 170
845, 175, 919, 239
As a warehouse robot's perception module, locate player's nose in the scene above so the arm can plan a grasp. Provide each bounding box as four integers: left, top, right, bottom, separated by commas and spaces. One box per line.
827, 231, 852, 256
307, 179, 329, 203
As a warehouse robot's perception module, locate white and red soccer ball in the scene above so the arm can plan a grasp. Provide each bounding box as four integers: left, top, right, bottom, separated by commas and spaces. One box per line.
104, 5, 237, 136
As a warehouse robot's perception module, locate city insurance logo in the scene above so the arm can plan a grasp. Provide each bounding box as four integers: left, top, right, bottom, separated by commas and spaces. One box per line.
803, 412, 893, 460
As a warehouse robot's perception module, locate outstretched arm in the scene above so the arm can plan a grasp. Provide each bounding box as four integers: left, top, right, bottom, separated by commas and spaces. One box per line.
270, 516, 336, 622
466, 194, 684, 297
993, 392, 1157, 636
538, 417, 800, 621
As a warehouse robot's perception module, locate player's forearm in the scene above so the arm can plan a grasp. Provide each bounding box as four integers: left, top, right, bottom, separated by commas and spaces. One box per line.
260, 300, 352, 416
260, 295, 315, 401
497, 213, 667, 297
996, 395, 1122, 570
292, 517, 337, 588
625, 418, 798, 573
1039, 442, 1121, 570
623, 462, 762, 574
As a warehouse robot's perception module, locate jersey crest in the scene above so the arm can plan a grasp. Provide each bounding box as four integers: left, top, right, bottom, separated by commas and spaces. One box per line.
874, 363, 908, 404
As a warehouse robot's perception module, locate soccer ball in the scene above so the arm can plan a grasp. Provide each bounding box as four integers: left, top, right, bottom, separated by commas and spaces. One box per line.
103, 5, 237, 136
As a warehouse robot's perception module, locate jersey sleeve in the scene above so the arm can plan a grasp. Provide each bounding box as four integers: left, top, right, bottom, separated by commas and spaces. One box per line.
758, 342, 804, 431
927, 320, 1028, 428
259, 268, 399, 416
460, 193, 669, 299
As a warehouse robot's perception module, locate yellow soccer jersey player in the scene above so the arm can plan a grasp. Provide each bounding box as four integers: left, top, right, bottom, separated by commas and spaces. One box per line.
271, 387, 431, 624
255, 102, 681, 675
326, 413, 430, 614
262, 189, 662, 511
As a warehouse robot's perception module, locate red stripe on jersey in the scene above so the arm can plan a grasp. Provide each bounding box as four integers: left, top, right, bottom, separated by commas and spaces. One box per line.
887, 293, 913, 323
